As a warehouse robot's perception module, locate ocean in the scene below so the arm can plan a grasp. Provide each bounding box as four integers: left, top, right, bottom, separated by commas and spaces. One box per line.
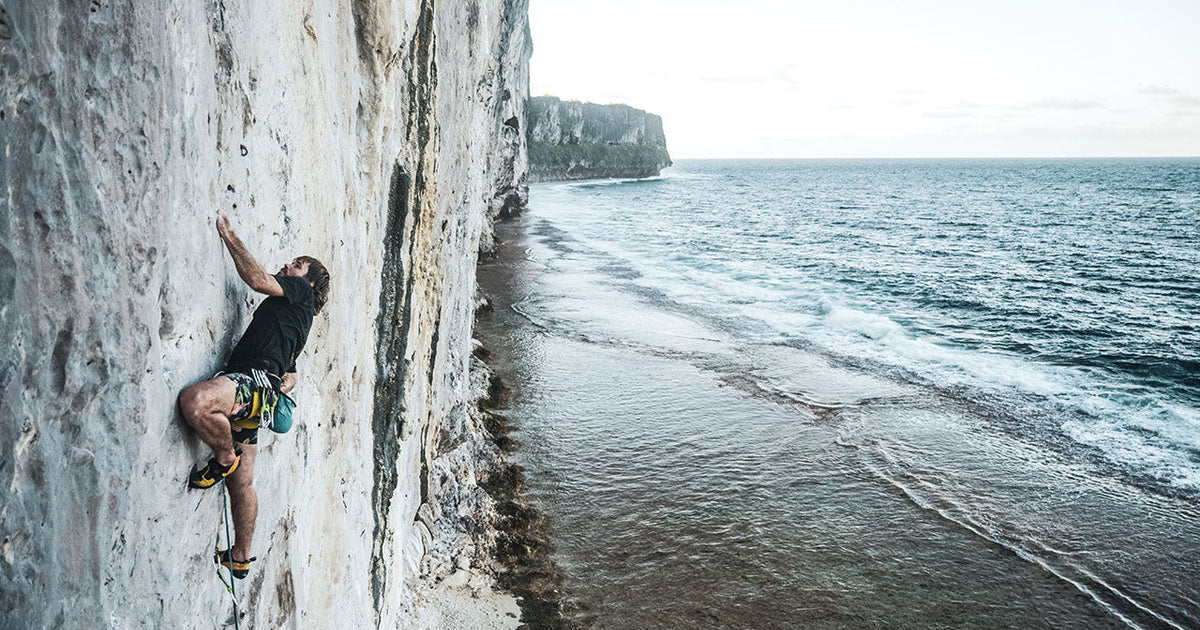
476, 158, 1200, 629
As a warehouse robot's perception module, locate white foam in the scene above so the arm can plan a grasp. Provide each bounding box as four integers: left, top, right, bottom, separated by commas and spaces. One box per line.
529, 183, 1200, 492
552, 174, 670, 190
819, 299, 904, 340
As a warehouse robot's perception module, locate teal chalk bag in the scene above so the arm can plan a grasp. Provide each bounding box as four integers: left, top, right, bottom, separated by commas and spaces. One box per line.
269, 393, 296, 434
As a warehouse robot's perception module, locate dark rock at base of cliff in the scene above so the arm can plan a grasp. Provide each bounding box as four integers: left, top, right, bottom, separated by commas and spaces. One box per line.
470, 364, 582, 629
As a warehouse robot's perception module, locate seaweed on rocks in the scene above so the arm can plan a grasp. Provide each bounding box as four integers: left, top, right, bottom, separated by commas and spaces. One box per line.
474, 344, 584, 630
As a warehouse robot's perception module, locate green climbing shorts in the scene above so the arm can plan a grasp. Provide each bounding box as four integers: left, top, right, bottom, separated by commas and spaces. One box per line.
224, 371, 276, 445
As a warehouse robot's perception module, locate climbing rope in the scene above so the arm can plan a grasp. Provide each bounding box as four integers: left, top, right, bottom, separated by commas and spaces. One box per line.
220, 478, 241, 630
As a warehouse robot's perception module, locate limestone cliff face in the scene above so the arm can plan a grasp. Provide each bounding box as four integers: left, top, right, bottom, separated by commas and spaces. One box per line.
482, 0, 532, 242
0, 1, 528, 628
527, 96, 671, 182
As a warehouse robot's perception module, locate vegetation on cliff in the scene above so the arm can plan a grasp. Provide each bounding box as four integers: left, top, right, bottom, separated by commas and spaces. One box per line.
528, 142, 672, 182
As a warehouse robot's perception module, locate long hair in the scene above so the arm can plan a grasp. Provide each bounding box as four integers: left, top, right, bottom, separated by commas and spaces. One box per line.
297, 255, 330, 315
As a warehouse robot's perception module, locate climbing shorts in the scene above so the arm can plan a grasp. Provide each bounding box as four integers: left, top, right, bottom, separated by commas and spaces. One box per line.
224, 370, 281, 445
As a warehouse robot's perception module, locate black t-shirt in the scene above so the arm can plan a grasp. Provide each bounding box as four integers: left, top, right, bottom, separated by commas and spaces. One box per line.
224, 275, 314, 376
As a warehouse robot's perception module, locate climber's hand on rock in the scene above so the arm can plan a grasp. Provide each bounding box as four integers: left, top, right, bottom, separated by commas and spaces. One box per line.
216, 212, 233, 240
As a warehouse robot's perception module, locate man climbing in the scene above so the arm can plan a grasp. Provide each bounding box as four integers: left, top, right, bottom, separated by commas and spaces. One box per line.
178, 211, 330, 579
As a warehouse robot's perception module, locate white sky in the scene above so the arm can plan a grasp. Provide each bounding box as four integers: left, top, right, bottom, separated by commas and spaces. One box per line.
529, 0, 1200, 158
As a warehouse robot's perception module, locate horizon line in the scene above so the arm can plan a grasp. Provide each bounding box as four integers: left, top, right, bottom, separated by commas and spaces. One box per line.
668, 155, 1200, 161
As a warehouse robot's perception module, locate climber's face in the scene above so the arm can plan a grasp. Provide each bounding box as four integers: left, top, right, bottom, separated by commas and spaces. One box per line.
279, 259, 310, 278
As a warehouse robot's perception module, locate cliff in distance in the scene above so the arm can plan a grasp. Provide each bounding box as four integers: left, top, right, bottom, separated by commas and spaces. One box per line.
0, 0, 530, 627
527, 96, 671, 182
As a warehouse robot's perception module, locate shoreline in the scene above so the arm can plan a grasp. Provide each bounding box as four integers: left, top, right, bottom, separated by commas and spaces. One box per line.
474, 354, 578, 629
472, 218, 581, 630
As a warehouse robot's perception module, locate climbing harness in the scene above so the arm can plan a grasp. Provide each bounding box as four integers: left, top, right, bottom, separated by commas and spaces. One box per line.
217, 478, 242, 630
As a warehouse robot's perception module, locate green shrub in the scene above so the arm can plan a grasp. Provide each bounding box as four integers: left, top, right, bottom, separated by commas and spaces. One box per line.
529, 142, 671, 171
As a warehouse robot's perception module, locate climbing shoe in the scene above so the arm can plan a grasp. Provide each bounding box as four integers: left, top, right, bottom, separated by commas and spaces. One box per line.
214, 548, 256, 579
187, 452, 241, 489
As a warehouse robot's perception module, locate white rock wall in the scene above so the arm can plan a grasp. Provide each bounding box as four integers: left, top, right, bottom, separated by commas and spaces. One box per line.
528, 96, 666, 147
0, 0, 528, 628
483, 0, 530, 241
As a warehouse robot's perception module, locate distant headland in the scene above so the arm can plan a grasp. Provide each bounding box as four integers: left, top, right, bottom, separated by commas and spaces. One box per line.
527, 96, 672, 182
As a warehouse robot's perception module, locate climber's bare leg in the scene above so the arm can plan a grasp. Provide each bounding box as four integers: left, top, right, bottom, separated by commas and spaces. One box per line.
178, 377, 239, 466
226, 441, 258, 562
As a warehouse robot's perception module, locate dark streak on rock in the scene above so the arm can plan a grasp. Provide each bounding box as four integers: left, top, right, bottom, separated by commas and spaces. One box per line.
419, 314, 441, 505
408, 0, 437, 151
349, 0, 376, 68
0, 245, 16, 303
209, 0, 234, 80
369, 162, 413, 619
467, 1, 480, 31
273, 568, 296, 627
0, 4, 13, 40
50, 321, 73, 392
367, 0, 439, 623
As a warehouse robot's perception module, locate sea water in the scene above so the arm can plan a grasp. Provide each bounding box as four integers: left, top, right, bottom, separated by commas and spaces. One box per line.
477, 159, 1200, 629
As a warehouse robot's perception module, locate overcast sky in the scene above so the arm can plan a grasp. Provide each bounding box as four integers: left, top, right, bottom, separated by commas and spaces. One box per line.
529, 0, 1200, 158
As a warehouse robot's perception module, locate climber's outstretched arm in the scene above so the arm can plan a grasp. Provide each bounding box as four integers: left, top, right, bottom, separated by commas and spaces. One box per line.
216, 212, 284, 297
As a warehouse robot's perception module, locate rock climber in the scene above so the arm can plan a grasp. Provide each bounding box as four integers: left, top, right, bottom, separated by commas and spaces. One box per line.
178, 211, 330, 579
